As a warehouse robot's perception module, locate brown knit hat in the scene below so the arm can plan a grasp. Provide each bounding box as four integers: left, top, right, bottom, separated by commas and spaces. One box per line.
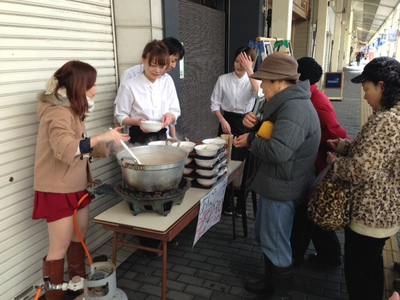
250, 53, 300, 81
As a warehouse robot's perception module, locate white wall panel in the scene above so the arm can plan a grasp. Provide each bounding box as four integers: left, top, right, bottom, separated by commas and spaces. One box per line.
113, 0, 163, 79
0, 0, 121, 299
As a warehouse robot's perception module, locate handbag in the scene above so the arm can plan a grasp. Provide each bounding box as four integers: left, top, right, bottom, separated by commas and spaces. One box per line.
307, 165, 351, 231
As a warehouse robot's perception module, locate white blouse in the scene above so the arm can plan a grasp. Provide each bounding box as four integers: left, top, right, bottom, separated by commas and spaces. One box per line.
210, 72, 263, 114
114, 73, 181, 125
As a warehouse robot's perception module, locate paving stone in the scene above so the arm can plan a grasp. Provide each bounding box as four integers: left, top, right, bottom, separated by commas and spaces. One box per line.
183, 284, 214, 298
195, 269, 223, 282
138, 283, 161, 297
166, 289, 195, 300
188, 260, 215, 272
117, 277, 143, 291
135, 273, 162, 285
165, 278, 187, 291
206, 256, 232, 268
171, 264, 198, 276
177, 273, 206, 286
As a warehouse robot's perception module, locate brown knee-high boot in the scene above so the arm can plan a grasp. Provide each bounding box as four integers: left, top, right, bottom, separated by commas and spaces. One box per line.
66, 241, 87, 279
42, 257, 66, 300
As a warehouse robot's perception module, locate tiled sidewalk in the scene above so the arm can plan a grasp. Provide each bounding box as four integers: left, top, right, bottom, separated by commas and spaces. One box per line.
111, 206, 348, 300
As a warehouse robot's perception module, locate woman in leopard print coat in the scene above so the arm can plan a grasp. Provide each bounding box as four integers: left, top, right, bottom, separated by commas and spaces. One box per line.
327, 57, 400, 300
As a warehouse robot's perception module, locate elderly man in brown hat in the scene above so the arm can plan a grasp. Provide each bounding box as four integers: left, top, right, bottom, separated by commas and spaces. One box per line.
234, 53, 321, 300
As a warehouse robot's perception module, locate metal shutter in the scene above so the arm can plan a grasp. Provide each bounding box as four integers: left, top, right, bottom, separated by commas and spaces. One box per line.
0, 1, 121, 299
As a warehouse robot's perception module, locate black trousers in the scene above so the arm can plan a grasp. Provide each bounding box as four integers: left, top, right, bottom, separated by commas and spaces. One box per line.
344, 227, 388, 300
291, 202, 341, 263
219, 111, 249, 208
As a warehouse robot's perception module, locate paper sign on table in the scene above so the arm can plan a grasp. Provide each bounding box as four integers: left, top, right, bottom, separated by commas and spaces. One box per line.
193, 176, 228, 247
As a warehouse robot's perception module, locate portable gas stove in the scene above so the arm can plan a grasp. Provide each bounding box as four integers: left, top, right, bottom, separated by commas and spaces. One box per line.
89, 177, 191, 216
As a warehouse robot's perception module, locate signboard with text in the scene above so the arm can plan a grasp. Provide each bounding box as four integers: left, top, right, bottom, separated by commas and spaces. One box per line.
323, 72, 344, 100
324, 72, 343, 89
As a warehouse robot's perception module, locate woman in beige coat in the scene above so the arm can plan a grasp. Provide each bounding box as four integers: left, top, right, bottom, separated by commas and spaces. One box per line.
33, 61, 129, 299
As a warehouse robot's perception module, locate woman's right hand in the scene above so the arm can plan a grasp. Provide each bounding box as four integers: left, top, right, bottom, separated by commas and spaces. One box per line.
327, 138, 339, 151
220, 119, 232, 134
233, 133, 249, 148
243, 112, 259, 129
98, 127, 129, 145
138, 118, 149, 133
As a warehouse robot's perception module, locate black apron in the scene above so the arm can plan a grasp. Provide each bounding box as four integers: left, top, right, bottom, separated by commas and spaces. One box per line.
218, 111, 248, 161
129, 126, 167, 144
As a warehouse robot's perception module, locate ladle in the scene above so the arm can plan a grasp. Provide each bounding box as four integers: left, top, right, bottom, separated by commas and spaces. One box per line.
109, 127, 141, 164
120, 141, 142, 164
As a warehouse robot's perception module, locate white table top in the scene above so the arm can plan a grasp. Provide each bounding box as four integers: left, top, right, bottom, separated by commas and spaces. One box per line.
94, 160, 242, 233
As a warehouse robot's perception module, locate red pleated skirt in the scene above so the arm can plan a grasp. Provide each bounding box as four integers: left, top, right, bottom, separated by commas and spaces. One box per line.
32, 190, 94, 223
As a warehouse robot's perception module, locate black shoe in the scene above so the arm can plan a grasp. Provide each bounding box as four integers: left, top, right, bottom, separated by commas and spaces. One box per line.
245, 276, 273, 295
308, 253, 341, 267
222, 203, 233, 216
394, 261, 400, 273
235, 206, 243, 218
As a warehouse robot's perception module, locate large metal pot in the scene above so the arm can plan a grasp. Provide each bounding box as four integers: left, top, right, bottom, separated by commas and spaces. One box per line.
117, 145, 188, 192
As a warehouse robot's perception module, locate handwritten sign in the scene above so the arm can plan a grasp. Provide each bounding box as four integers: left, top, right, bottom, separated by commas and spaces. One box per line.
193, 176, 227, 247
324, 72, 343, 89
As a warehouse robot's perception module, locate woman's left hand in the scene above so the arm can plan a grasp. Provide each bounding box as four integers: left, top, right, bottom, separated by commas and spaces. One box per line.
243, 112, 259, 129
162, 113, 175, 128
326, 151, 338, 165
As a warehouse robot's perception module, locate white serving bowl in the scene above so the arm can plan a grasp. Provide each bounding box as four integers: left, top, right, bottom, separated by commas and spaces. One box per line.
141, 121, 163, 132
202, 138, 226, 149
194, 144, 219, 157
196, 168, 218, 177
194, 157, 218, 168
172, 141, 196, 154
197, 177, 218, 187
185, 157, 193, 165
183, 167, 193, 175
148, 140, 167, 146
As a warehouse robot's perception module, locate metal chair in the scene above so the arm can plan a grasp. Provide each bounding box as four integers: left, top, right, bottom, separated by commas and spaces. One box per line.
234, 151, 258, 237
